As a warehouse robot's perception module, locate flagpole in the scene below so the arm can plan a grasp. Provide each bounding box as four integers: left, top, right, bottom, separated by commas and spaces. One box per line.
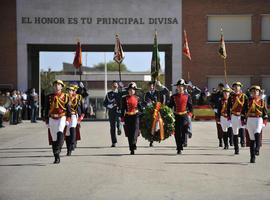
104, 52, 108, 96
118, 63, 122, 82
224, 59, 228, 84
155, 30, 158, 82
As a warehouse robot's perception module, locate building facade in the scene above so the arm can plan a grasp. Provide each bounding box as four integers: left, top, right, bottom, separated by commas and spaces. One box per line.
0, 0, 270, 94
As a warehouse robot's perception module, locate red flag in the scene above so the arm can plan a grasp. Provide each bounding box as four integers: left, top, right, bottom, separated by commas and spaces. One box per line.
183, 30, 191, 60
113, 34, 125, 64
73, 42, 82, 69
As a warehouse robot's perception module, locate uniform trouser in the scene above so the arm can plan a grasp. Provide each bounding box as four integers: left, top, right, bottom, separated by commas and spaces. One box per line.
124, 114, 139, 151
49, 116, 66, 156
247, 117, 263, 154
66, 115, 78, 152
174, 114, 188, 151
215, 113, 223, 140
108, 109, 120, 144
10, 108, 17, 124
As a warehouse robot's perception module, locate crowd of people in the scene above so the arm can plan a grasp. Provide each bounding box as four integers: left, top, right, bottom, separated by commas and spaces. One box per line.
0, 88, 39, 128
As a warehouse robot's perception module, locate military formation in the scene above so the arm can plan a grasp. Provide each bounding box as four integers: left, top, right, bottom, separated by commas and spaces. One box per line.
211, 82, 268, 163
44, 79, 268, 164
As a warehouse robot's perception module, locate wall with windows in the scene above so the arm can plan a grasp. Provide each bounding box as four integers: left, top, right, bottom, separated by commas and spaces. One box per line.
182, 0, 270, 93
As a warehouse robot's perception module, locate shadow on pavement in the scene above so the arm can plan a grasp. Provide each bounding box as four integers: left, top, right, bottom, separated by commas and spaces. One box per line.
165, 161, 249, 165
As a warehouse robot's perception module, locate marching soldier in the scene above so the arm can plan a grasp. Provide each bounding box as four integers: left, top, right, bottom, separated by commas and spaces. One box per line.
44, 80, 69, 164
168, 79, 193, 154
121, 82, 142, 155
210, 83, 225, 147
66, 85, 85, 156
242, 85, 268, 163
103, 81, 122, 147
217, 87, 232, 150
144, 81, 169, 147
227, 82, 248, 154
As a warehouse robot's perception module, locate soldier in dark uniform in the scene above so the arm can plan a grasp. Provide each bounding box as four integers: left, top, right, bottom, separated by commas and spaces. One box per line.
242, 85, 268, 163
217, 87, 232, 150
66, 85, 85, 156
210, 83, 225, 147
44, 80, 69, 164
121, 82, 143, 155
227, 82, 248, 154
144, 81, 169, 147
168, 79, 193, 154
103, 81, 122, 147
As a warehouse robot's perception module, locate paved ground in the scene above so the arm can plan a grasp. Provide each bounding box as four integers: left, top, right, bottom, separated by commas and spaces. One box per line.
0, 120, 270, 200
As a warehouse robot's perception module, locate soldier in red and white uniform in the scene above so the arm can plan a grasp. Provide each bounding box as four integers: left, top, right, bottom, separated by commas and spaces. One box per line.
227, 82, 248, 154
168, 79, 193, 154
45, 80, 69, 164
242, 85, 268, 163
66, 85, 85, 156
217, 87, 232, 150
121, 82, 142, 155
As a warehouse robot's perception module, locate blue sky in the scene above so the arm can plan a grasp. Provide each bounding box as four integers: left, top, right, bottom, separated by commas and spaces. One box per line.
40, 51, 165, 72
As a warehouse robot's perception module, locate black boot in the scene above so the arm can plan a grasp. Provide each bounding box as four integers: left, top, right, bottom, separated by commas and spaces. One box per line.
70, 127, 76, 150
233, 135, 239, 154
66, 136, 71, 156
223, 131, 229, 149
54, 153, 60, 164
250, 140, 256, 163
228, 128, 233, 146
57, 132, 64, 153
149, 141, 153, 147
239, 128, 246, 147
52, 141, 60, 164
219, 138, 223, 147
254, 133, 260, 156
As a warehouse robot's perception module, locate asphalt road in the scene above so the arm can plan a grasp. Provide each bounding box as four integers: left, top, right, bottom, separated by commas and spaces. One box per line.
0, 121, 270, 200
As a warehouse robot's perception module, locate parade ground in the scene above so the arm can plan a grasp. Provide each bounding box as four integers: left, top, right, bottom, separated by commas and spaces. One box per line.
0, 121, 270, 200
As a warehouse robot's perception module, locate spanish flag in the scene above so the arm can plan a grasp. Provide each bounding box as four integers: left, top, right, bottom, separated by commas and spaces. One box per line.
73, 41, 82, 69
113, 34, 125, 64
183, 30, 191, 60
218, 29, 227, 59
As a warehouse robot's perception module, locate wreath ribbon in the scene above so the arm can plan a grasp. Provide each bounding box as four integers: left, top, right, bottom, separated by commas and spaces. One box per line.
151, 102, 165, 140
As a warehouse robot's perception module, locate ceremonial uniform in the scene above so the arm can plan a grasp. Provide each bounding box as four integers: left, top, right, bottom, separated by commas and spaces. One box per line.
242, 85, 268, 163
103, 88, 122, 147
121, 82, 142, 155
210, 87, 224, 147
227, 82, 248, 154
169, 79, 193, 154
217, 88, 232, 149
66, 86, 85, 156
45, 80, 69, 164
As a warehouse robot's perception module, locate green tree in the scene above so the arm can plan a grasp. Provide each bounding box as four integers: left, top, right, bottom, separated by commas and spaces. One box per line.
40, 68, 56, 95
92, 61, 129, 72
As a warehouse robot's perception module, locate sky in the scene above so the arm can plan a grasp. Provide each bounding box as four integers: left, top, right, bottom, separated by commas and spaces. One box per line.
40, 51, 165, 72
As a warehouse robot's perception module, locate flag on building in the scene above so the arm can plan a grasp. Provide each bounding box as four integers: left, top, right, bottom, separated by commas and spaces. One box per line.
183, 30, 191, 60
113, 34, 125, 64
151, 30, 161, 81
73, 41, 82, 69
218, 29, 227, 59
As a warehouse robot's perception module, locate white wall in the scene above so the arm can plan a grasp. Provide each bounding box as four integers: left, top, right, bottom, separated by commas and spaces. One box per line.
16, 0, 182, 91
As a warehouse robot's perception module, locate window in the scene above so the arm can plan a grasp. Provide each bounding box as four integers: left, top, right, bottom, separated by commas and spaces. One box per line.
261, 15, 270, 41
207, 15, 252, 42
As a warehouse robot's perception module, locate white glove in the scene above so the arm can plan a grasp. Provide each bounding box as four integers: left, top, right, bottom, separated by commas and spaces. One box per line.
107, 104, 113, 109
79, 82, 84, 88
